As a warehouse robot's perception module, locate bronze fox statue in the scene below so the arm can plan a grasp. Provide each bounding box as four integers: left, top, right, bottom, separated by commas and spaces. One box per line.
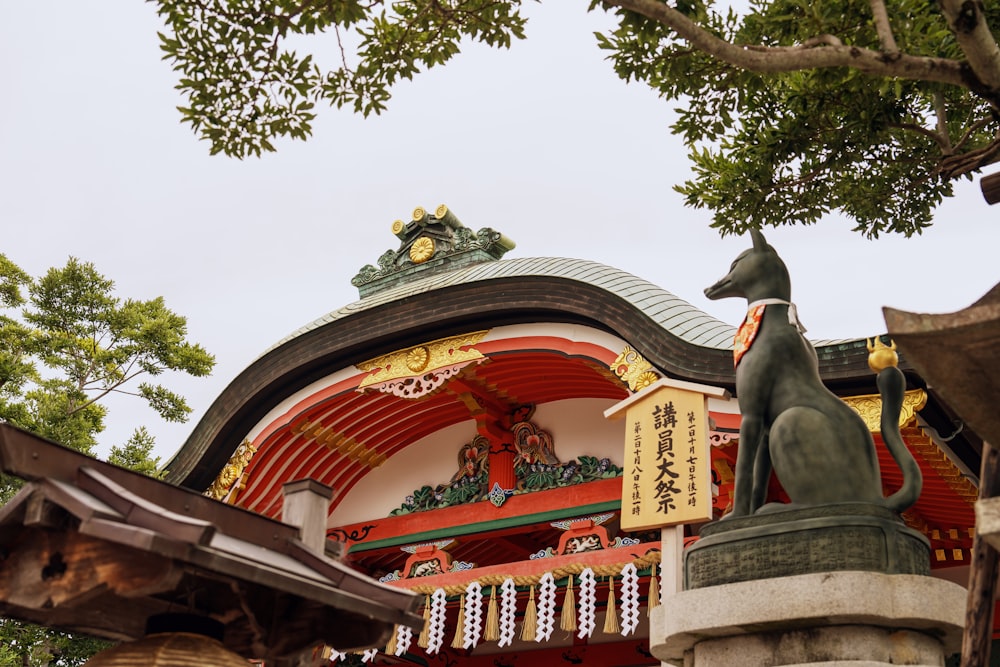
704, 229, 921, 517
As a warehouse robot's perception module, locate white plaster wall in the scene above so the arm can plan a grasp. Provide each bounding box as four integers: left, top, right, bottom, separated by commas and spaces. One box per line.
329, 396, 625, 526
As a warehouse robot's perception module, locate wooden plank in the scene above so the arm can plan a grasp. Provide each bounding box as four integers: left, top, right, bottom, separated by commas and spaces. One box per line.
982, 172, 1000, 205
962, 441, 1000, 667
0, 527, 181, 611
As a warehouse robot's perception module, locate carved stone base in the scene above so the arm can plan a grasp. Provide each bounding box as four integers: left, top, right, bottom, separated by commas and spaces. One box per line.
685, 503, 929, 589
650, 571, 965, 666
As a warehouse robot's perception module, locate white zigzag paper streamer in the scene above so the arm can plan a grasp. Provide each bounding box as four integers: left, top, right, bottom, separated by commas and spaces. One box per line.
577, 567, 597, 639
498, 578, 517, 647
328, 648, 346, 662
394, 624, 413, 656
536, 572, 556, 642
427, 588, 448, 654
362, 648, 378, 662
463, 581, 484, 649
619, 563, 640, 636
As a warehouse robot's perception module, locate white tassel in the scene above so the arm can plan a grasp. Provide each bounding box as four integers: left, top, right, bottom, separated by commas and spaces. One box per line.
577, 567, 597, 639
463, 581, 484, 649
499, 578, 517, 647
536, 572, 556, 642
620, 563, 640, 636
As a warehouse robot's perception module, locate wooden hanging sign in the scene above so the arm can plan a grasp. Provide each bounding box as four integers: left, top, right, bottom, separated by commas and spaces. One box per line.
605, 378, 729, 532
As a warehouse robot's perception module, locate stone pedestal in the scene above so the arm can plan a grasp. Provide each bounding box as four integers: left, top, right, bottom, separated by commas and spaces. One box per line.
684, 504, 930, 589
650, 571, 966, 666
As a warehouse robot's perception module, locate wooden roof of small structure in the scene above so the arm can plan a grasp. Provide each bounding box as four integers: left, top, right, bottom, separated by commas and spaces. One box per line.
0, 423, 422, 665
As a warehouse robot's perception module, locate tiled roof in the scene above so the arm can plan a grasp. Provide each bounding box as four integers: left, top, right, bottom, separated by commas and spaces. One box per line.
268, 257, 739, 353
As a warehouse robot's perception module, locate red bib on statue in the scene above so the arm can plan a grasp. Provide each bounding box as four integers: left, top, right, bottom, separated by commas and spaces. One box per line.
734, 304, 766, 368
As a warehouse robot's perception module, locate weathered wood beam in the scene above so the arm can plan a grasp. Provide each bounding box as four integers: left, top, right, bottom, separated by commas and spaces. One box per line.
965, 442, 1000, 667
982, 172, 1000, 205
0, 526, 181, 612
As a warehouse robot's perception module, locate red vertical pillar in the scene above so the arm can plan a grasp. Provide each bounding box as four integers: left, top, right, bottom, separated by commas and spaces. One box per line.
488, 437, 517, 490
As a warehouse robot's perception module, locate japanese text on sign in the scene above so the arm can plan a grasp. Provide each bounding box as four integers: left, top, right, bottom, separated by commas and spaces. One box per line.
619, 384, 712, 531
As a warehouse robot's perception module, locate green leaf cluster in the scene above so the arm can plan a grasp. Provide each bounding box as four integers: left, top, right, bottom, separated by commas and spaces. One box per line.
155, 0, 527, 158
0, 256, 214, 453
596, 0, 1000, 236
153, 0, 1000, 236
0, 620, 111, 667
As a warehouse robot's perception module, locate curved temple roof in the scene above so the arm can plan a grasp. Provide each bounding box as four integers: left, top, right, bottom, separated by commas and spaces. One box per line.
164, 209, 924, 493
270, 256, 738, 353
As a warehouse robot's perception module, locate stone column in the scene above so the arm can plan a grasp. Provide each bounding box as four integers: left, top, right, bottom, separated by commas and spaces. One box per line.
282, 478, 333, 553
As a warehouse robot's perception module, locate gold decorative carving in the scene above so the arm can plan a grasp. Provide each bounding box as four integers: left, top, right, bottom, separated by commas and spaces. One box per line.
407, 346, 430, 372
204, 439, 257, 502
291, 420, 386, 469
610, 345, 661, 392
842, 389, 927, 432
391, 219, 406, 237
409, 236, 435, 263
357, 330, 490, 394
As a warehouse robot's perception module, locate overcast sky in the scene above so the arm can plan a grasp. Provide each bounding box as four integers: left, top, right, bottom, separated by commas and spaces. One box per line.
2, 2, 998, 462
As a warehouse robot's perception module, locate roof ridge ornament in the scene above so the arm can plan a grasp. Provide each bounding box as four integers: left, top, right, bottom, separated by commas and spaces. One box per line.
351, 204, 516, 297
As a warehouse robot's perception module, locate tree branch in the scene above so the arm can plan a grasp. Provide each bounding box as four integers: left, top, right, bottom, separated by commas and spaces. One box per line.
889, 121, 953, 151
869, 0, 899, 54
937, 133, 1000, 178
937, 0, 1000, 91
955, 115, 996, 151
602, 0, 968, 87
934, 91, 954, 154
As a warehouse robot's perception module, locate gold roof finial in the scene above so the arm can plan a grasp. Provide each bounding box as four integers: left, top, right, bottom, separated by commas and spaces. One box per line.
867, 337, 899, 373
391, 219, 406, 239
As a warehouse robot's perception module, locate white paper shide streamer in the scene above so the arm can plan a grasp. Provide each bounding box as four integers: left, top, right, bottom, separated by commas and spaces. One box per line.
619, 563, 640, 636
394, 624, 413, 656
536, 572, 556, 642
362, 648, 378, 662
425, 587, 448, 654
328, 648, 346, 662
498, 577, 517, 647
463, 581, 484, 649
577, 567, 596, 639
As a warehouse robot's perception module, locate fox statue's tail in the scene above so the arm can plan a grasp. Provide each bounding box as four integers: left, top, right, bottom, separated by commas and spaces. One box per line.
879, 364, 922, 512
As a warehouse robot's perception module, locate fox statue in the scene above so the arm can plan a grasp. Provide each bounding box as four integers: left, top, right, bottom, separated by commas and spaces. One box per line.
704, 229, 922, 518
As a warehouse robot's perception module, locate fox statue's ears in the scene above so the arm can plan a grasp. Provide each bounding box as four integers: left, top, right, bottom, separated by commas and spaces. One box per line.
750, 228, 768, 252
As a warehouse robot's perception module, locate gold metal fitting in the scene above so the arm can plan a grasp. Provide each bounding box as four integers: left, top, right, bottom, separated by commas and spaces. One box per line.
391, 219, 406, 238
867, 337, 899, 373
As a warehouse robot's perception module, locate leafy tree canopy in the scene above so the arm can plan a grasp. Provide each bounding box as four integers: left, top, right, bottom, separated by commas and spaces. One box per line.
0, 255, 214, 456
0, 255, 213, 666
154, 0, 1000, 237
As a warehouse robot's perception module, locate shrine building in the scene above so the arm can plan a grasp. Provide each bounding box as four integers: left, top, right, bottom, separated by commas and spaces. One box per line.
164, 206, 983, 666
